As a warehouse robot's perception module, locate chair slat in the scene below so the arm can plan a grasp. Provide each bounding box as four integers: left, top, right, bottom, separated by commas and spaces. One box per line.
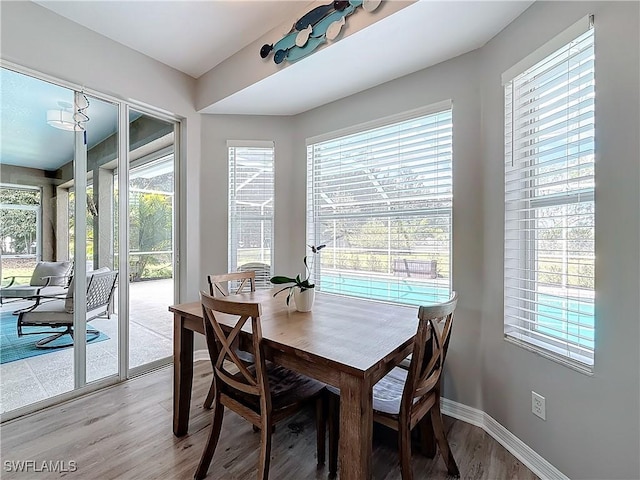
207, 271, 256, 298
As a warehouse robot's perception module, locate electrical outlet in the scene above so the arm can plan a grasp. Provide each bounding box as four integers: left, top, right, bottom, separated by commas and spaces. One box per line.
532, 391, 546, 420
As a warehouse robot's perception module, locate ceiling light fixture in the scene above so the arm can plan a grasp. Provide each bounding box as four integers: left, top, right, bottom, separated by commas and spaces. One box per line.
46, 109, 76, 131
46, 101, 77, 131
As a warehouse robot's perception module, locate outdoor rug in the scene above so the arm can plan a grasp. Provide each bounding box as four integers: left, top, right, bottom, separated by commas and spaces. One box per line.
0, 310, 109, 364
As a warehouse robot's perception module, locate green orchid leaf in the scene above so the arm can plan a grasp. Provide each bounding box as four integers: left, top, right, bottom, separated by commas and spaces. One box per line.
270, 275, 297, 285
273, 286, 293, 297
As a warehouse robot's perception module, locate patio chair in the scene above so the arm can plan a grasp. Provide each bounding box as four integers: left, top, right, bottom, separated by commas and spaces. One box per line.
327, 292, 460, 479
0, 261, 73, 305
15, 268, 118, 349
195, 292, 326, 480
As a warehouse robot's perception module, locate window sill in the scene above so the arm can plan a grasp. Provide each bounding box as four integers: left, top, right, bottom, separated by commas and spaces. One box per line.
504, 334, 594, 376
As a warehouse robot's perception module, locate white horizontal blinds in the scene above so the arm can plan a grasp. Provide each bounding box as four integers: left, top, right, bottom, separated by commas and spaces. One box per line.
504, 25, 595, 368
307, 108, 452, 306
228, 143, 274, 289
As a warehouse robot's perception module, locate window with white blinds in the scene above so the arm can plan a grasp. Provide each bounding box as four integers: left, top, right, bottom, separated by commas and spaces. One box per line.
504, 18, 595, 370
307, 105, 452, 306
228, 142, 274, 288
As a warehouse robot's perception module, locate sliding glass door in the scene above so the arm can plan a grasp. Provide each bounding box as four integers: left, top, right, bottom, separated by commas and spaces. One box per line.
0, 66, 179, 418
83, 94, 120, 384
126, 109, 175, 370
0, 69, 77, 412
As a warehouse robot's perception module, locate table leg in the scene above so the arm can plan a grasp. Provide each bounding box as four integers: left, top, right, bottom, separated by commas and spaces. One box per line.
173, 313, 194, 436
339, 372, 373, 480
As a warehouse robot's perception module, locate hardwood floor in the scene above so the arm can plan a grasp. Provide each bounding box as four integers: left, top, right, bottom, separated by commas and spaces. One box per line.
0, 362, 538, 479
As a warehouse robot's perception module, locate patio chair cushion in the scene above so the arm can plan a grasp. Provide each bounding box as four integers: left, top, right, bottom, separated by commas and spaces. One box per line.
30, 261, 73, 286
19, 299, 110, 326
19, 299, 70, 325
0, 286, 40, 298
0, 284, 68, 299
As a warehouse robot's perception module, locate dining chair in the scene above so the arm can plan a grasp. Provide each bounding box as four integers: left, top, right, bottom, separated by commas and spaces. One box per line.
195, 292, 326, 480
207, 271, 255, 297
203, 271, 257, 409
237, 262, 271, 289
327, 292, 460, 480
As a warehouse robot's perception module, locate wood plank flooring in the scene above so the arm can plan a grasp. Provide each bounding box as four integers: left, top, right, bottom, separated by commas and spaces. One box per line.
0, 362, 538, 479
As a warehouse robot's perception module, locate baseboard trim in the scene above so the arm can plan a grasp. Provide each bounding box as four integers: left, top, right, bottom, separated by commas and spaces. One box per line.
441, 398, 569, 480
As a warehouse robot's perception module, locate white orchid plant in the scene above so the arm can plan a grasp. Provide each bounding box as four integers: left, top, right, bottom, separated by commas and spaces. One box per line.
270, 244, 326, 305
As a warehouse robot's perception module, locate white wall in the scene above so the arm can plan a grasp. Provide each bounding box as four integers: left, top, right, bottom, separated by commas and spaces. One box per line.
199, 2, 639, 478
199, 115, 296, 287
0, 1, 202, 302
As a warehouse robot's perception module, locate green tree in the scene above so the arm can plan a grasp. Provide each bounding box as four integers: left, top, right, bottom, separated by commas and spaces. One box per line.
0, 188, 39, 255
129, 192, 172, 280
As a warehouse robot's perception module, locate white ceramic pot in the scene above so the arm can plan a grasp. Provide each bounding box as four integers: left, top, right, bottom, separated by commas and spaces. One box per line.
293, 287, 315, 312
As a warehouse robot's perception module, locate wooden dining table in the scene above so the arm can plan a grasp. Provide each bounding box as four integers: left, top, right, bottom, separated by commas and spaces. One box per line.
169, 289, 418, 480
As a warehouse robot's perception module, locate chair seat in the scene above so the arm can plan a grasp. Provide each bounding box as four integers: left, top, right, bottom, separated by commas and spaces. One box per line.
19, 299, 70, 325
1, 285, 68, 298
19, 301, 108, 326
326, 367, 414, 416
225, 361, 325, 413
1, 286, 39, 298
371, 366, 408, 416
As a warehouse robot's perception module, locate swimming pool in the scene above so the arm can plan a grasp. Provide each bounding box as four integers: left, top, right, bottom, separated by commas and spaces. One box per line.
319, 272, 594, 348
319, 273, 451, 305
536, 296, 594, 349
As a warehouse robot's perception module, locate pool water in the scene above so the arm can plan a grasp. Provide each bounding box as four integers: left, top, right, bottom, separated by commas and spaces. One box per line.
320, 273, 451, 306
536, 295, 594, 349
319, 272, 594, 348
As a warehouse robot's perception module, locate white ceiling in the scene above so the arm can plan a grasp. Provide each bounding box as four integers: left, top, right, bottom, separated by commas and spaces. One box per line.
33, 0, 533, 116
34, 0, 309, 79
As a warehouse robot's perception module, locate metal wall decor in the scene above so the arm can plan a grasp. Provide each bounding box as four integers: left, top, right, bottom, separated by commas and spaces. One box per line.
260, 0, 382, 64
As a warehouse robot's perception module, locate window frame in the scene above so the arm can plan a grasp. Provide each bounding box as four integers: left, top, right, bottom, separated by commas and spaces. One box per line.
306, 101, 453, 306
503, 16, 595, 373
0, 183, 42, 262
227, 141, 275, 284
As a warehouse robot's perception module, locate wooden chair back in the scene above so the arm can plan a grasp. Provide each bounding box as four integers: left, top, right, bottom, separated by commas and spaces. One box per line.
200, 292, 270, 411
401, 292, 458, 418
207, 271, 256, 297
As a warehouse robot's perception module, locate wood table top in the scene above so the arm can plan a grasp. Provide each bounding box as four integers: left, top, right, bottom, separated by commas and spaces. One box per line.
170, 289, 418, 378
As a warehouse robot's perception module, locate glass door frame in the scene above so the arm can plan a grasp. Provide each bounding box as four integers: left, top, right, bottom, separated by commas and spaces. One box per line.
0, 60, 181, 421
120, 105, 180, 378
